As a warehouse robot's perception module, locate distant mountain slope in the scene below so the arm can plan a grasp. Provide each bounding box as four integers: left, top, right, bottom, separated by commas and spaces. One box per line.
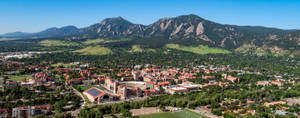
2, 14, 300, 52
2, 32, 33, 37
65, 14, 294, 49
1, 26, 79, 39
35, 26, 79, 38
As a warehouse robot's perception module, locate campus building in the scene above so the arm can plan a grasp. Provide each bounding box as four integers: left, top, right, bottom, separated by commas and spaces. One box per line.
12, 104, 52, 118
83, 87, 118, 104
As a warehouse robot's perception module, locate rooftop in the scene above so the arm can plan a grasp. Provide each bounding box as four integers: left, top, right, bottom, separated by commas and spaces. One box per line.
84, 87, 107, 98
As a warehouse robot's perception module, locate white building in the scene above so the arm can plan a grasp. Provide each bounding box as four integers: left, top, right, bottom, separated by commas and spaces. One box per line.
163, 85, 188, 94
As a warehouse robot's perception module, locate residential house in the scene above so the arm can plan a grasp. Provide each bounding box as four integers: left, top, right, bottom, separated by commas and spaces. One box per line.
223, 74, 239, 83
257, 81, 270, 86
66, 78, 84, 85
202, 76, 214, 80
271, 80, 284, 86
264, 101, 286, 107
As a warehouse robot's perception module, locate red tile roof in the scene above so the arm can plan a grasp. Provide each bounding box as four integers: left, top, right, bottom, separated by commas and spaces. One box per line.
0, 108, 8, 113
157, 81, 170, 86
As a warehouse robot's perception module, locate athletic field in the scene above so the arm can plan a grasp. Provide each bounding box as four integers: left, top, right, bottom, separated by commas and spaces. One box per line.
139, 109, 207, 118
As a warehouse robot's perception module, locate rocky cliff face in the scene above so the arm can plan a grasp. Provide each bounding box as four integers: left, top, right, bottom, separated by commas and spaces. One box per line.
137, 14, 288, 49
75, 17, 146, 39
143, 15, 212, 43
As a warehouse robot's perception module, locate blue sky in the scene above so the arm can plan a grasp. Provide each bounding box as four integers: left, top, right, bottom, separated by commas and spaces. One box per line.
0, 0, 300, 34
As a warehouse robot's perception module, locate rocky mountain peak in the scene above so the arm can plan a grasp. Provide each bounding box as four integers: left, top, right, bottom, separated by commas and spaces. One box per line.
144, 14, 208, 41
100, 16, 132, 25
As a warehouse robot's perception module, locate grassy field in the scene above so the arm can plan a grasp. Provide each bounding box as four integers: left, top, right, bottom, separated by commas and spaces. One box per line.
74, 46, 112, 55
129, 45, 157, 53
83, 38, 131, 45
8, 75, 32, 82
166, 44, 231, 54
82, 93, 92, 104
40, 40, 79, 47
73, 85, 92, 92
130, 45, 143, 52
51, 63, 74, 68
83, 39, 106, 45
140, 109, 207, 118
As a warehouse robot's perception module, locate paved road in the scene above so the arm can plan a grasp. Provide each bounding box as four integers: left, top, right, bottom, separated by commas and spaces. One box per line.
86, 96, 149, 108
70, 86, 86, 117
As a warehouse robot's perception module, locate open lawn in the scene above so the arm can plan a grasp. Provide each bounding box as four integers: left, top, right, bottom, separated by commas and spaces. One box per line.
51, 63, 74, 68
40, 40, 80, 47
74, 46, 112, 55
82, 93, 92, 104
83, 39, 106, 45
8, 75, 32, 82
166, 44, 231, 54
73, 85, 92, 92
129, 45, 157, 53
83, 38, 131, 45
130, 45, 143, 52
140, 109, 207, 118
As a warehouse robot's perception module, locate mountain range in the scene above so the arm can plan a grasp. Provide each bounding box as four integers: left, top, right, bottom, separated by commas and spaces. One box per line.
1, 14, 300, 51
